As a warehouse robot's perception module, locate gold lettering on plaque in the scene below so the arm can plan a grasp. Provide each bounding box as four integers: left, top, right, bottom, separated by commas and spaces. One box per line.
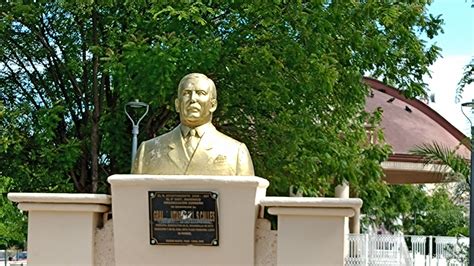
195, 211, 215, 220
171, 211, 180, 220
153, 210, 164, 221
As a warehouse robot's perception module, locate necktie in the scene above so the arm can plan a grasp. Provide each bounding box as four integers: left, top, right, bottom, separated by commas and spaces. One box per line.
186, 129, 199, 157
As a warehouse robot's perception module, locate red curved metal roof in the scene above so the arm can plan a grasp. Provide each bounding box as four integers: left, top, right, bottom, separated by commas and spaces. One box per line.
363, 77, 470, 183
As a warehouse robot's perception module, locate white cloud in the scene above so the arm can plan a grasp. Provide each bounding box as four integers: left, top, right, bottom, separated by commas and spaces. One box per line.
425, 55, 474, 135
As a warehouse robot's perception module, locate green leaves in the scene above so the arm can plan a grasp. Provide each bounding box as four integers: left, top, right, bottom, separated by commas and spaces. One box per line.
419, 188, 468, 236
0, 1, 443, 234
360, 184, 468, 236
153, 2, 215, 25
411, 142, 470, 184
0, 177, 27, 249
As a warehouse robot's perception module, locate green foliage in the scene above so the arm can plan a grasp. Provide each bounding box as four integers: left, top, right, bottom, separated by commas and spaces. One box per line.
1, 1, 443, 237
411, 142, 470, 204
361, 185, 468, 236
422, 188, 468, 236
401, 142, 470, 236
411, 142, 470, 184
361, 184, 428, 234
0, 177, 27, 249
0, 103, 78, 193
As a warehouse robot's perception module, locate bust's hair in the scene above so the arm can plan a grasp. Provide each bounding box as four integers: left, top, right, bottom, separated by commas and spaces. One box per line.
178, 73, 217, 99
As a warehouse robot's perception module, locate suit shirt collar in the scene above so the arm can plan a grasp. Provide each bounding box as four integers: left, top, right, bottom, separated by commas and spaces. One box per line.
180, 122, 214, 138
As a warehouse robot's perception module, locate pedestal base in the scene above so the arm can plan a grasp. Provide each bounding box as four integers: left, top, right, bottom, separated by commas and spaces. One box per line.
108, 175, 269, 266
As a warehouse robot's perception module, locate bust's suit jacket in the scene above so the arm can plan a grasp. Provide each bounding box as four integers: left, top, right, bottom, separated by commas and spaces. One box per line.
131, 124, 254, 176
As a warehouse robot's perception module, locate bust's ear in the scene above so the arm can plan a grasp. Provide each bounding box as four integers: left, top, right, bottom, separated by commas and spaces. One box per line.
175, 98, 180, 113
210, 99, 217, 113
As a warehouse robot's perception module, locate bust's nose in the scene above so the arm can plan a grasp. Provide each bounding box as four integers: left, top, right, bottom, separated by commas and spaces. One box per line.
189, 91, 198, 102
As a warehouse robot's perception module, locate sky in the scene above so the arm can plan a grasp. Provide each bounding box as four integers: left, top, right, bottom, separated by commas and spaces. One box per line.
424, 0, 474, 135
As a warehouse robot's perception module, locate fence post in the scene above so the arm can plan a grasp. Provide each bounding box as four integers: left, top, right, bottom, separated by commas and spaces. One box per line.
428, 235, 433, 266
399, 234, 402, 265
364, 234, 369, 266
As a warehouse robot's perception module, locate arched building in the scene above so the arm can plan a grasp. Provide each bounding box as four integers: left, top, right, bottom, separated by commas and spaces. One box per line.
364, 77, 470, 184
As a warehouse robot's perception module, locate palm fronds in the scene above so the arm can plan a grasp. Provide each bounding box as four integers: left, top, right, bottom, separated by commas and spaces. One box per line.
411, 142, 470, 185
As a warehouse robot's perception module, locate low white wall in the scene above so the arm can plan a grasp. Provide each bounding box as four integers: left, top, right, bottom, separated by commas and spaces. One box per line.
260, 196, 363, 266
9, 177, 363, 266
8, 193, 111, 266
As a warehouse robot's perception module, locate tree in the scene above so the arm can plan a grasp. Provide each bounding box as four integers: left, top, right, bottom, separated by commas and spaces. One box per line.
0, 176, 27, 249
412, 142, 470, 203
0, 1, 443, 194
1, 2, 444, 245
420, 188, 468, 236
360, 183, 429, 234
405, 142, 470, 236
360, 183, 468, 236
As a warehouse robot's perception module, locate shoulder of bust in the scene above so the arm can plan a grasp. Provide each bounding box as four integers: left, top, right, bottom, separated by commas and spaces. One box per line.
142, 126, 180, 147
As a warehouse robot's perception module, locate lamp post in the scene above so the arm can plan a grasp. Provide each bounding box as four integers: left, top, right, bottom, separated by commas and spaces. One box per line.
461, 100, 474, 263
125, 99, 149, 167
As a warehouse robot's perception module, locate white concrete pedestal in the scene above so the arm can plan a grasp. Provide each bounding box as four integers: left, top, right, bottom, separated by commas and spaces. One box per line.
260, 197, 362, 266
8, 177, 364, 266
108, 175, 269, 266
7, 193, 111, 266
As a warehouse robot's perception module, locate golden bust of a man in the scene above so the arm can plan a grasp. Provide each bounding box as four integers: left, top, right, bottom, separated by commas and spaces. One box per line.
132, 73, 255, 176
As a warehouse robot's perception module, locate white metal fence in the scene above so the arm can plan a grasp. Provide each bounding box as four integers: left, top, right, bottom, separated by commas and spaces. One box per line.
0, 250, 27, 266
345, 234, 469, 266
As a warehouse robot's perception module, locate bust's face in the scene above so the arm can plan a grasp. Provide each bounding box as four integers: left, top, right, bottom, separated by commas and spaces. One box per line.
175, 77, 217, 127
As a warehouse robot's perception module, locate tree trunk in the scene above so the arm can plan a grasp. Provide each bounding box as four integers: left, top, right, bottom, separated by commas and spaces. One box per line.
91, 9, 100, 193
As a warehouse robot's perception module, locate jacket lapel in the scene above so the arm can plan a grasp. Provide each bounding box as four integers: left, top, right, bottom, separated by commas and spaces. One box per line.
167, 126, 188, 172
184, 126, 215, 174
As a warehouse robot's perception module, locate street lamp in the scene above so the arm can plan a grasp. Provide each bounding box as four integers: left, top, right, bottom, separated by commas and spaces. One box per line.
125, 99, 149, 167
461, 100, 474, 263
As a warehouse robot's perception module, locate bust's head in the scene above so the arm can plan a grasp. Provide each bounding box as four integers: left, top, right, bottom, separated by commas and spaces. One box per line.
175, 73, 217, 128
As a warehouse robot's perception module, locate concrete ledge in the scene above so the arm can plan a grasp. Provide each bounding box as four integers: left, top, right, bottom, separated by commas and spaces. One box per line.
8, 192, 111, 205
108, 174, 270, 188
260, 196, 362, 209
17, 202, 110, 213
381, 161, 449, 183
382, 161, 449, 172
268, 207, 355, 217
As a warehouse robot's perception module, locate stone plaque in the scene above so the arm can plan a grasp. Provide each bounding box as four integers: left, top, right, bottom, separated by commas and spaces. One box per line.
149, 191, 219, 246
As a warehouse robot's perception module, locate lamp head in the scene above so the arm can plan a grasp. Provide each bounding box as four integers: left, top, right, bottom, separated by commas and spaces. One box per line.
124, 99, 149, 126
461, 100, 474, 128
126, 99, 148, 109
